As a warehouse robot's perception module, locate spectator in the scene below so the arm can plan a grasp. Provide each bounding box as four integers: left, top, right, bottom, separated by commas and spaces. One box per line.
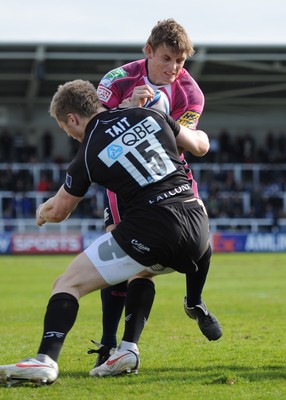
242, 132, 256, 163
218, 128, 231, 162
14, 131, 27, 162
0, 129, 13, 162
41, 130, 54, 162
37, 172, 52, 192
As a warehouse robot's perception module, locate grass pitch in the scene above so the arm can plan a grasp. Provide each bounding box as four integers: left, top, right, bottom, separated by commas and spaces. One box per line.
0, 253, 285, 400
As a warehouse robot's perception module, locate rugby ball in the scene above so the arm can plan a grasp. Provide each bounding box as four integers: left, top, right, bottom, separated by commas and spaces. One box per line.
144, 90, 170, 114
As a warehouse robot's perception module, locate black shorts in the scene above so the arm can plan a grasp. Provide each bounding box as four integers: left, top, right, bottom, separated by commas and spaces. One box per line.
104, 173, 198, 228
112, 199, 209, 274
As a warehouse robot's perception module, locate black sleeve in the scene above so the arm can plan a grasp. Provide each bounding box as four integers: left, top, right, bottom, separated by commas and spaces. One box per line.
149, 108, 182, 137
163, 113, 181, 137
63, 154, 91, 197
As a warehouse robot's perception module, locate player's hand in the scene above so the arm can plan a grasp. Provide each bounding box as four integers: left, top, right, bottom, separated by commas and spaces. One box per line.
36, 204, 47, 226
129, 85, 155, 107
118, 98, 132, 108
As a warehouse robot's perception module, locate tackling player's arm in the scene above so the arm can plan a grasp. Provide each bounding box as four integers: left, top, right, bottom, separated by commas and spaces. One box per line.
36, 185, 83, 226
175, 113, 203, 156
175, 126, 210, 157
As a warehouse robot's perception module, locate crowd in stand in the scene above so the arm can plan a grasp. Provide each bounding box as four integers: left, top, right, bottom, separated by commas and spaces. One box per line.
1, 127, 286, 225
187, 128, 286, 164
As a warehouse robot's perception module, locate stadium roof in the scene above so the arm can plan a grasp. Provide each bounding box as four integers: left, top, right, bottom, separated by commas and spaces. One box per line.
1, 42, 286, 121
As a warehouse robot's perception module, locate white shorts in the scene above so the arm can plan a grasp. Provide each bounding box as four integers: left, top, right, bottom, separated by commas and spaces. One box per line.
84, 232, 175, 285
84, 232, 146, 285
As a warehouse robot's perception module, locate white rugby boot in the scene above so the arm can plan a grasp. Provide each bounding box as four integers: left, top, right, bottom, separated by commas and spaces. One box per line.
89, 342, 140, 377
0, 355, 58, 386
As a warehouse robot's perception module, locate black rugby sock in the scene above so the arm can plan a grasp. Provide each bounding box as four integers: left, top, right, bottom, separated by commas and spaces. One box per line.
185, 245, 212, 307
37, 292, 79, 362
100, 282, 128, 348
122, 278, 155, 344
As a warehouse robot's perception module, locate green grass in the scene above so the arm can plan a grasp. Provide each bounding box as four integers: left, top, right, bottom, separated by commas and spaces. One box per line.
0, 253, 286, 400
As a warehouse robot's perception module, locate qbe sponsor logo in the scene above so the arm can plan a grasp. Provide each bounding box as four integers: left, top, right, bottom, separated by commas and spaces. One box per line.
12, 234, 82, 254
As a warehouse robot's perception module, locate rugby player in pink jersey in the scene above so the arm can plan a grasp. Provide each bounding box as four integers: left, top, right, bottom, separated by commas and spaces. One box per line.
89, 19, 222, 377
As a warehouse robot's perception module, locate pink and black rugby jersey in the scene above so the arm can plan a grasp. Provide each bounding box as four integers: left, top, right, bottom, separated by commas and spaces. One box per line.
97, 59, 204, 130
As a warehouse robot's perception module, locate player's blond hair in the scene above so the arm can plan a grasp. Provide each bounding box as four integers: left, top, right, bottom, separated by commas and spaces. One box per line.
144, 18, 194, 57
49, 79, 101, 122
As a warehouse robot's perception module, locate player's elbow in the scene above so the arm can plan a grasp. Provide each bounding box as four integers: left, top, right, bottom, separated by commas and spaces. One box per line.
193, 134, 210, 157
197, 140, 210, 156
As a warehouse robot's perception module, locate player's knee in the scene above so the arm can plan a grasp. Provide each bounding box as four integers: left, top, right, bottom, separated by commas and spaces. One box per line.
128, 273, 155, 283
128, 277, 155, 291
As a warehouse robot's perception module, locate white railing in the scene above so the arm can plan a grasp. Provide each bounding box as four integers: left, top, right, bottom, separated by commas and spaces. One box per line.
209, 218, 283, 233
0, 218, 105, 234
1, 217, 285, 234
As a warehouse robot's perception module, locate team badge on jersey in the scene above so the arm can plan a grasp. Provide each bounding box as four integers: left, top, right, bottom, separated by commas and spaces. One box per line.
100, 67, 128, 88
65, 173, 72, 188
97, 86, 113, 103
176, 111, 200, 128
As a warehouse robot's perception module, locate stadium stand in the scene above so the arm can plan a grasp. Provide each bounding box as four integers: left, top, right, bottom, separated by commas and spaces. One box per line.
1, 43, 286, 234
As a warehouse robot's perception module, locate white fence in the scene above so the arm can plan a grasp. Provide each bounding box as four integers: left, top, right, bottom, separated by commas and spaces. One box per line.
1, 217, 285, 234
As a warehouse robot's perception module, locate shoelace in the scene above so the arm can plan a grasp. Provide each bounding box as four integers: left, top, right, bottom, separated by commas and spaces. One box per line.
87, 340, 111, 357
